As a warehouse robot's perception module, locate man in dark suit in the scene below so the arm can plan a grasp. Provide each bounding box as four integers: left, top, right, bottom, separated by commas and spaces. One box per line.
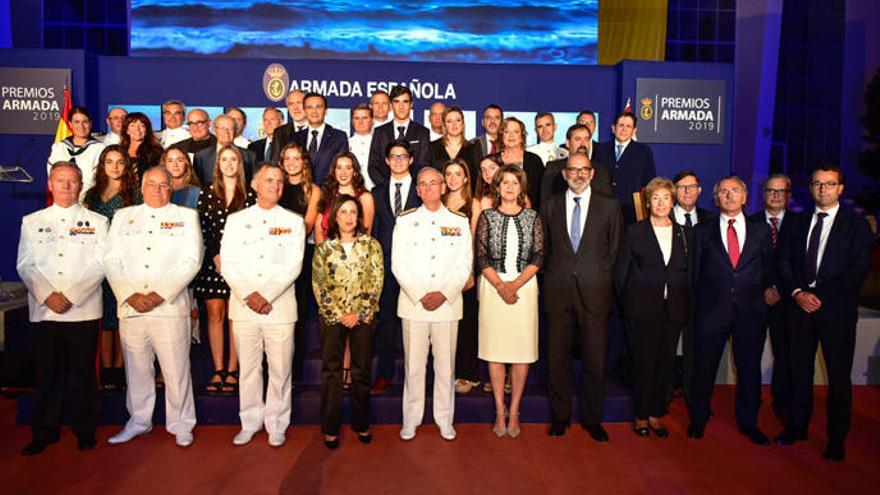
284, 92, 348, 184
176, 108, 216, 157
776, 165, 873, 461
542, 124, 611, 207
270, 90, 307, 160
368, 85, 431, 188
248, 107, 284, 164
687, 176, 776, 445
470, 104, 503, 160
193, 114, 257, 185
672, 171, 717, 227
594, 112, 656, 224
542, 153, 623, 442
370, 140, 422, 394
747, 173, 792, 427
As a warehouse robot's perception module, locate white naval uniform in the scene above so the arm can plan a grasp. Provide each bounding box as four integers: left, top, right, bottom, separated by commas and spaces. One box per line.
47, 139, 106, 202
349, 132, 375, 191
16, 204, 108, 322
233, 135, 251, 148
158, 126, 191, 149
104, 203, 203, 436
98, 131, 120, 146
391, 205, 472, 430
220, 204, 305, 435
527, 141, 568, 166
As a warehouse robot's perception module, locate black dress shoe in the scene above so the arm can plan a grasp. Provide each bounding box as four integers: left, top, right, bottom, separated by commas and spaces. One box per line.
738, 427, 770, 446
822, 441, 845, 462
583, 423, 609, 443
77, 435, 97, 451
548, 422, 568, 437
687, 422, 705, 439
358, 433, 372, 444
632, 426, 649, 437
649, 425, 669, 439
324, 437, 340, 450
773, 429, 807, 446
21, 437, 58, 456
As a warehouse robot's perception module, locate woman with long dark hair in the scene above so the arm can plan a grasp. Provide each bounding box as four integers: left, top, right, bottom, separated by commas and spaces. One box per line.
119, 112, 163, 181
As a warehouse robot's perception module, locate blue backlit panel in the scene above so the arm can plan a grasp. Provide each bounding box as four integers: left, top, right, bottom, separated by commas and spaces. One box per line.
130, 0, 598, 65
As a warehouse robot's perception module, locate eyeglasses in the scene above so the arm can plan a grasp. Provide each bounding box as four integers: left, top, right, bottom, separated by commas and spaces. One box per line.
186, 120, 208, 127
810, 181, 839, 189
564, 167, 592, 176
417, 180, 442, 188
144, 180, 171, 190
676, 184, 700, 191
764, 188, 791, 196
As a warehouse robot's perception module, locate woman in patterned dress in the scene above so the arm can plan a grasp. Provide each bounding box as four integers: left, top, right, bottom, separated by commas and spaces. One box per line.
312, 195, 384, 448
193, 145, 254, 394
82, 145, 141, 391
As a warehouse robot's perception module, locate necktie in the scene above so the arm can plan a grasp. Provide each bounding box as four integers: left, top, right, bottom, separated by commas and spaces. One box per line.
308, 130, 318, 156
490, 139, 497, 154
264, 139, 272, 162
615, 144, 623, 161
806, 212, 828, 283
570, 197, 582, 251
727, 218, 740, 268
769, 216, 779, 247
397, 126, 406, 141
685, 212, 693, 228
296, 125, 305, 132
394, 183, 402, 216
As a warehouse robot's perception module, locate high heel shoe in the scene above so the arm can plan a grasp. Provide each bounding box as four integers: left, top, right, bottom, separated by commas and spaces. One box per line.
507, 412, 521, 438
492, 409, 507, 437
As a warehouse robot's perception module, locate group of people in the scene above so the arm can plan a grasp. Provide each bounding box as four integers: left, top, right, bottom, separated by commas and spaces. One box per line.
18, 85, 873, 464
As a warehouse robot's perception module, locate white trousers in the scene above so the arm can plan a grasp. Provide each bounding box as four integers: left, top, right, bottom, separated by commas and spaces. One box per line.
119, 316, 195, 435
401, 319, 458, 429
232, 321, 294, 435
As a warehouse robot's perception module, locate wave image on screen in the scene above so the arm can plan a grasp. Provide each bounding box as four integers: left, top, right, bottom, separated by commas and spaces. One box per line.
131, 0, 598, 65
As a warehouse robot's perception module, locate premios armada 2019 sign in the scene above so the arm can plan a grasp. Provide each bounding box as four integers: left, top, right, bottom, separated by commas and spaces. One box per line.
635, 78, 726, 144
0, 67, 71, 135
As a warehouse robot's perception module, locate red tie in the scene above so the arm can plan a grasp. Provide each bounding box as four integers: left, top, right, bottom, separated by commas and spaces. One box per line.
727, 218, 740, 268
490, 139, 497, 154
769, 216, 779, 247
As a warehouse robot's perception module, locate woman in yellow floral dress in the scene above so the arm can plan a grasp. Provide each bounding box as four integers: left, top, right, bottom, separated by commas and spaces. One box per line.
312, 195, 384, 449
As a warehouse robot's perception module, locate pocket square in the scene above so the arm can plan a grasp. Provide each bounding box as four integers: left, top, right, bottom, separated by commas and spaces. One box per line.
409, 140, 420, 144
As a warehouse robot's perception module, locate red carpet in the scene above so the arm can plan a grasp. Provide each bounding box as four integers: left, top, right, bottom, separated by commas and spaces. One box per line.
1, 386, 878, 494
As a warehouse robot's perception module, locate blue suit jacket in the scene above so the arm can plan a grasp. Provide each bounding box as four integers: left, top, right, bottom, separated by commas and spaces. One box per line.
595, 140, 656, 224
692, 216, 775, 328
371, 178, 422, 267
292, 124, 349, 185
777, 206, 873, 324
368, 121, 432, 188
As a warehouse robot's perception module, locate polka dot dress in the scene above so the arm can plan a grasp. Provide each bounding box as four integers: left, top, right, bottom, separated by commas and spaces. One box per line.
192, 187, 254, 299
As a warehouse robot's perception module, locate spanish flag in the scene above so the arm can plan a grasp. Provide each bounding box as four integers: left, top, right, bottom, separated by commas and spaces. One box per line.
47, 86, 73, 205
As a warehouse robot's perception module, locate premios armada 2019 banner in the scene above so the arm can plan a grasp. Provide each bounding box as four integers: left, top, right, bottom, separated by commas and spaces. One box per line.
635, 78, 726, 144
0, 68, 71, 135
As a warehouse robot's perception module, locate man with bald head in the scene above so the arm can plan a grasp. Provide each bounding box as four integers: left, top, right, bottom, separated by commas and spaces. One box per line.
17, 162, 109, 455
104, 166, 202, 448
193, 113, 257, 184
541, 124, 611, 208
428, 102, 446, 141
98, 107, 127, 145
392, 166, 471, 441
177, 108, 216, 156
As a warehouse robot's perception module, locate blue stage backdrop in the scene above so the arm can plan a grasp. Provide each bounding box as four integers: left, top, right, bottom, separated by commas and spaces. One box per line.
130, 0, 599, 65
0, 49, 732, 281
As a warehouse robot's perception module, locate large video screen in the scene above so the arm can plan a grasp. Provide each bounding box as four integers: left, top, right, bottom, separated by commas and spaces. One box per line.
130, 0, 598, 65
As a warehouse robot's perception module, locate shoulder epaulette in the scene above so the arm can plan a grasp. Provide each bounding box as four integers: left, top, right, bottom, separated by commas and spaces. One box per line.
399, 208, 418, 216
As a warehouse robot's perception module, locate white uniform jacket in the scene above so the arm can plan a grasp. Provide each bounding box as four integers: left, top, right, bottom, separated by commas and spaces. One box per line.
104, 203, 203, 319
16, 204, 109, 322
391, 205, 472, 322
158, 127, 191, 149
220, 204, 305, 324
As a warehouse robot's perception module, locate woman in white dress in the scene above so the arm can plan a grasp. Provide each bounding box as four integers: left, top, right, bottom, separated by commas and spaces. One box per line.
476, 164, 544, 438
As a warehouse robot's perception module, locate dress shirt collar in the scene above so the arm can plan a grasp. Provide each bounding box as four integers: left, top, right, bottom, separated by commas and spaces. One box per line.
764, 209, 785, 223
813, 202, 840, 222
49, 202, 82, 215
720, 211, 745, 226
144, 202, 172, 213
393, 118, 411, 132
566, 185, 592, 204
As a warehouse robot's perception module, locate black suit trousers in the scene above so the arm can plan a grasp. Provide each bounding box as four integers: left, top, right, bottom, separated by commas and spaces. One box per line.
320, 320, 375, 435
767, 302, 792, 423
787, 307, 856, 442
690, 309, 766, 428
547, 290, 608, 425
32, 319, 99, 441
626, 310, 681, 420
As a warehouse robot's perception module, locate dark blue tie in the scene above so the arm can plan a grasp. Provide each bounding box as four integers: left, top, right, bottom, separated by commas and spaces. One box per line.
805, 212, 828, 284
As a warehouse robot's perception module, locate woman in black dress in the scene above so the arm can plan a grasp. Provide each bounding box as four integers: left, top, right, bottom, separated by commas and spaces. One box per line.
430, 106, 478, 191
194, 145, 254, 394
278, 142, 321, 386
119, 112, 162, 182
498, 117, 543, 209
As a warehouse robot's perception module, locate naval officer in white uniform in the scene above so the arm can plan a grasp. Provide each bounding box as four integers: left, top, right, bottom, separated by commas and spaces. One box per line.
392, 167, 472, 441
17, 162, 109, 456
221, 164, 305, 447
104, 166, 203, 448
